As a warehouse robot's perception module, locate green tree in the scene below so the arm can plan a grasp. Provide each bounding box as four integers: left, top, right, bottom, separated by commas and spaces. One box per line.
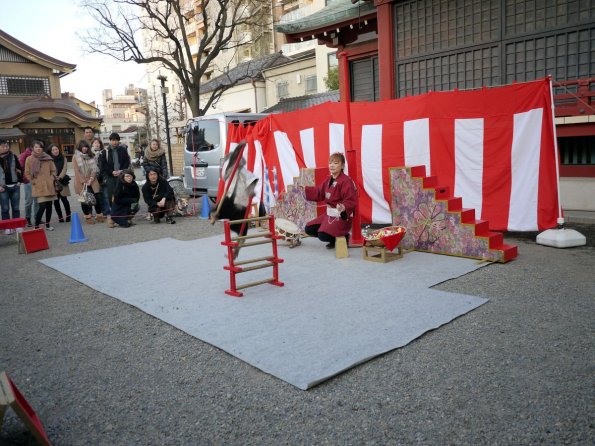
324, 67, 339, 91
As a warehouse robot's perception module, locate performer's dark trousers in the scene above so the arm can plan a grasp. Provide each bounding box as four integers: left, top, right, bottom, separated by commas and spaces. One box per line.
304, 223, 334, 243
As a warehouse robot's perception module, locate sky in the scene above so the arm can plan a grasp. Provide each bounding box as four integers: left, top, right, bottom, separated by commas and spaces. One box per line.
3, 0, 148, 110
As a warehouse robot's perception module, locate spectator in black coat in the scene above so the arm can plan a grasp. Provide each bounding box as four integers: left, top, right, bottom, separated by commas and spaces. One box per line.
108, 170, 139, 228
142, 168, 176, 224
98, 132, 130, 224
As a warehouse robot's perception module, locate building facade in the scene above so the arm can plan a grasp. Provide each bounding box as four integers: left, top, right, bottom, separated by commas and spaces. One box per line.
0, 30, 101, 158
277, 0, 595, 213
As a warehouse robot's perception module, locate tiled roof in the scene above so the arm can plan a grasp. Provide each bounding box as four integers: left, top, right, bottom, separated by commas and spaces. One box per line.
0, 128, 26, 138
120, 125, 139, 134
200, 52, 292, 93
263, 90, 340, 114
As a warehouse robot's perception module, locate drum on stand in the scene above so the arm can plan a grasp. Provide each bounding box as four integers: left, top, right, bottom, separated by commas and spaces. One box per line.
274, 218, 302, 248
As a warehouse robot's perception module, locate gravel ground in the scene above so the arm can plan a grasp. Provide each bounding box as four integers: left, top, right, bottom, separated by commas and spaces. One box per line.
0, 200, 593, 445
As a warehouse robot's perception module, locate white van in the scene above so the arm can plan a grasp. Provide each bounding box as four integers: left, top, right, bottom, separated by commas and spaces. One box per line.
183, 113, 267, 199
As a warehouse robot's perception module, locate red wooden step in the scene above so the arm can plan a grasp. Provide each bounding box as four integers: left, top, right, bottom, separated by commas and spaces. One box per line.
447, 197, 462, 211
484, 231, 504, 249
499, 244, 518, 262
410, 165, 427, 177
423, 176, 438, 188
474, 220, 490, 236
434, 186, 450, 200
460, 208, 476, 223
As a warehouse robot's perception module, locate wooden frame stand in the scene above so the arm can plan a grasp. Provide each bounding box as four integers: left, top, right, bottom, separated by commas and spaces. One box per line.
362, 245, 403, 263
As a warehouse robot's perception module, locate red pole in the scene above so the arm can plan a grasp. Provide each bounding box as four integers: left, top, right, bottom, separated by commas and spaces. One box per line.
338, 51, 363, 247
223, 220, 242, 297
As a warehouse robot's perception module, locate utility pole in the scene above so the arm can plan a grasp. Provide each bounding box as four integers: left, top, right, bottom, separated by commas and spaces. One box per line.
157, 74, 174, 176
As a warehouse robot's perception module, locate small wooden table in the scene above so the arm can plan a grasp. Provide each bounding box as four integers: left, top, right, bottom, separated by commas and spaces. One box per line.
362, 244, 403, 263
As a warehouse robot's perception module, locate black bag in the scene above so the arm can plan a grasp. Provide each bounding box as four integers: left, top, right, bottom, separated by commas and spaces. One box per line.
59, 174, 71, 186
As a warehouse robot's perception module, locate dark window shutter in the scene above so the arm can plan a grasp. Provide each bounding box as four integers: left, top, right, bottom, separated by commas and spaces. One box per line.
350, 56, 379, 102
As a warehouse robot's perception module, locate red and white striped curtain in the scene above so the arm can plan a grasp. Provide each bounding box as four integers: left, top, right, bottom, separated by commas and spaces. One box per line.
225, 78, 559, 232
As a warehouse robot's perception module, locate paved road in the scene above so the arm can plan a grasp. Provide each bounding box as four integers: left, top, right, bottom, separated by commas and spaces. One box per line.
0, 211, 593, 445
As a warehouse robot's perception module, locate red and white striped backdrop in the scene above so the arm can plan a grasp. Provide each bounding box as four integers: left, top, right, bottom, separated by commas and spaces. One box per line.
225, 78, 559, 232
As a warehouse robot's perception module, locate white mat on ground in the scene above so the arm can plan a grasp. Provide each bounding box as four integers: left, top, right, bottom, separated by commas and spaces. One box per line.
40, 235, 489, 390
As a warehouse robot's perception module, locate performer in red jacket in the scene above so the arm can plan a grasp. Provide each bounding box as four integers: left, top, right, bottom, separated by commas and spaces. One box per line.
304, 152, 357, 249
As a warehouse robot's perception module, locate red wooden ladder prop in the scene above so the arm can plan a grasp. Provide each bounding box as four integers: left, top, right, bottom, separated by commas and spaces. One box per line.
222, 214, 284, 297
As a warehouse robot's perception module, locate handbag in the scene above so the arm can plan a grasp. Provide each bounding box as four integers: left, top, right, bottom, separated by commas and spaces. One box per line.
54, 177, 64, 193
78, 184, 96, 206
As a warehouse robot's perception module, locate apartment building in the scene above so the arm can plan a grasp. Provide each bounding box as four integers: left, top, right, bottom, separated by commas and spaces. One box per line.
101, 85, 148, 149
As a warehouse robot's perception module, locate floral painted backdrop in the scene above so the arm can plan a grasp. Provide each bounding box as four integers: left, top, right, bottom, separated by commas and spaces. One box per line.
271, 168, 318, 232
390, 167, 503, 262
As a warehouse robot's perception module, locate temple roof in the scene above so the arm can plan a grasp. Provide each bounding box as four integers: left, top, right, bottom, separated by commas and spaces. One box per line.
275, 0, 376, 36
0, 96, 102, 126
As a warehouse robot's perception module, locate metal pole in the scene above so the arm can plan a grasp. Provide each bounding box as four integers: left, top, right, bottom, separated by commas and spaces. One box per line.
157, 74, 174, 176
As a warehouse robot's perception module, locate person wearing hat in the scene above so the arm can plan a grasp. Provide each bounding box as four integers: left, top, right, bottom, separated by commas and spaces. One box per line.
108, 169, 139, 228
141, 167, 176, 224
98, 132, 130, 225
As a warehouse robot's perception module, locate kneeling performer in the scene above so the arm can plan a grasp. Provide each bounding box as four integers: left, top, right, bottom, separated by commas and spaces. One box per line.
303, 152, 357, 249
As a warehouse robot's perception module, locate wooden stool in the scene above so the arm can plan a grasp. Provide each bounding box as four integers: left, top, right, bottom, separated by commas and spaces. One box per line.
335, 236, 348, 259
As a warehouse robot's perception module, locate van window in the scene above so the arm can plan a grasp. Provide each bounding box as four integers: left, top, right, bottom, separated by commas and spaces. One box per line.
186, 120, 220, 152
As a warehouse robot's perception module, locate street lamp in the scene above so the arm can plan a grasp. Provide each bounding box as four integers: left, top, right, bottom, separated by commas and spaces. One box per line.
157, 74, 174, 176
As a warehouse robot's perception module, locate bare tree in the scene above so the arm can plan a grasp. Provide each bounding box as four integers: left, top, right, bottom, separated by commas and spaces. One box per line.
173, 79, 188, 122
147, 88, 176, 142
81, 0, 272, 117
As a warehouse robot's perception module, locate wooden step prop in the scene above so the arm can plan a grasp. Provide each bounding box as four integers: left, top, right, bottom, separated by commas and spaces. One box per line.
0, 371, 51, 445
335, 236, 348, 259
18, 229, 49, 254
390, 166, 517, 263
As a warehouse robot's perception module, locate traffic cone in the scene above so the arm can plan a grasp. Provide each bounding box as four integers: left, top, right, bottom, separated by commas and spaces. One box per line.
69, 212, 88, 243
199, 194, 211, 219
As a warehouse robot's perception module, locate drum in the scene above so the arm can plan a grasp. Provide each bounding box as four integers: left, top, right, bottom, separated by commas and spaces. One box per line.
274, 218, 302, 248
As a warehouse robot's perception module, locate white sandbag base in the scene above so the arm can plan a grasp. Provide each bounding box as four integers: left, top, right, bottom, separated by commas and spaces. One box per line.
536, 228, 586, 248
